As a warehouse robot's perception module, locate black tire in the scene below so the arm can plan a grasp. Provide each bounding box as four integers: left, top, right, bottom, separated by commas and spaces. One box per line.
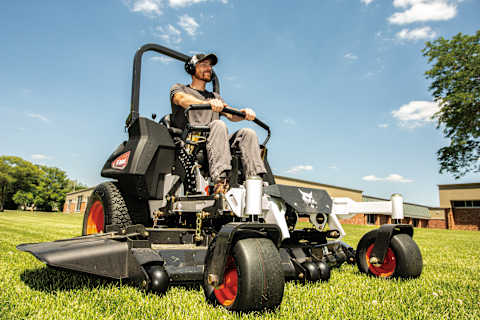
82, 182, 132, 235
203, 237, 285, 312
356, 229, 423, 279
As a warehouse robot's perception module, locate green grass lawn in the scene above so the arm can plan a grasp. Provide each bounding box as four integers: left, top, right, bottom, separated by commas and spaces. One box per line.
1, 210, 479, 320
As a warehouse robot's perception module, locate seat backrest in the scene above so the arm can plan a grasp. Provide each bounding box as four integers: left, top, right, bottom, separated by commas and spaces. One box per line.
160, 114, 183, 136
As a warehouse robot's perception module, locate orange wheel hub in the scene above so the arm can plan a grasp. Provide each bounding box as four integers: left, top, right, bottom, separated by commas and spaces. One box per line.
214, 256, 238, 307
366, 243, 396, 277
86, 200, 104, 234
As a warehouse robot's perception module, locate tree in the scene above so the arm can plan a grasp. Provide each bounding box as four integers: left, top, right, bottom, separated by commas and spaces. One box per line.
0, 156, 41, 211
0, 163, 16, 212
0, 155, 87, 212
34, 165, 72, 212
423, 30, 480, 178
12, 190, 35, 210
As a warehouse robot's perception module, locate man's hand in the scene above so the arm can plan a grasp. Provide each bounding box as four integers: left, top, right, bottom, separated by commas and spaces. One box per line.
241, 108, 256, 121
209, 99, 224, 113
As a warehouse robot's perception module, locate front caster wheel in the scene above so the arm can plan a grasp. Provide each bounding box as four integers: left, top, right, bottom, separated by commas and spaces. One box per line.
144, 265, 169, 294
203, 238, 285, 312
356, 229, 423, 279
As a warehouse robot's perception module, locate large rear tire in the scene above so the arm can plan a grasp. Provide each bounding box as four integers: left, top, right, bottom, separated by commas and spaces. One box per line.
356, 229, 423, 279
203, 238, 285, 312
82, 182, 132, 235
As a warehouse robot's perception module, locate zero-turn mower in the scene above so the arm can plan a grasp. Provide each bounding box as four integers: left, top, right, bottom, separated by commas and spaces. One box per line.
18, 44, 423, 312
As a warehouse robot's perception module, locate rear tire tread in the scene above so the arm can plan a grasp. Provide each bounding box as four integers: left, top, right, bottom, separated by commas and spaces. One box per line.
82, 182, 132, 235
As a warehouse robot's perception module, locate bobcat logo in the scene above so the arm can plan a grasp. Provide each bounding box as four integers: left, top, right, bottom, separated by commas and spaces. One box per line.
298, 189, 318, 209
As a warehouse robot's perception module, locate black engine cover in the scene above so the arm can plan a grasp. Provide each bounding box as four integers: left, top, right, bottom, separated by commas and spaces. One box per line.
101, 117, 175, 199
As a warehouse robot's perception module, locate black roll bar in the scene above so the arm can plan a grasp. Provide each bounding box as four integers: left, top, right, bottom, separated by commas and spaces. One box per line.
185, 104, 271, 146
127, 43, 220, 128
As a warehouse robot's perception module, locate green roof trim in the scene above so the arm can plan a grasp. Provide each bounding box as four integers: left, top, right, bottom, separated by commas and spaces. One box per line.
363, 196, 431, 219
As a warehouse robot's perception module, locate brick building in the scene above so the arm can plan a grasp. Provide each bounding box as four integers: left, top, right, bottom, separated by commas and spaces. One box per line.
63, 187, 94, 213
438, 183, 480, 231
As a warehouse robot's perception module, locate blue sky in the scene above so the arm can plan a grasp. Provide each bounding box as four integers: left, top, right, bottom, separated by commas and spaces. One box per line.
1, 0, 479, 207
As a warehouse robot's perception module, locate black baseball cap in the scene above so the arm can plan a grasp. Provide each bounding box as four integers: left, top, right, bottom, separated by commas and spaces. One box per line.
191, 53, 218, 66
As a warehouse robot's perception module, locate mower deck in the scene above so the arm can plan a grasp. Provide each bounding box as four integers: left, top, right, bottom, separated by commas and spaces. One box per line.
18, 222, 350, 284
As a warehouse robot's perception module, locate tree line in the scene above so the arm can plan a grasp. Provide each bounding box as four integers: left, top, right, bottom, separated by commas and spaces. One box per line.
0, 156, 87, 212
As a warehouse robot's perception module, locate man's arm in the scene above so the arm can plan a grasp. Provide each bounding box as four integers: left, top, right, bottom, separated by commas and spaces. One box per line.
172, 91, 255, 121
172, 91, 208, 109
222, 107, 256, 122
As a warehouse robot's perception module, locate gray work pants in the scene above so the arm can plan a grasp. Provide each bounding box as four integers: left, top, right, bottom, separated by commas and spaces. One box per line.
207, 120, 267, 181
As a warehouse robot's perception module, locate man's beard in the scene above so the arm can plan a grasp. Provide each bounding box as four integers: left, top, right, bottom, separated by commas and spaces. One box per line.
197, 71, 212, 82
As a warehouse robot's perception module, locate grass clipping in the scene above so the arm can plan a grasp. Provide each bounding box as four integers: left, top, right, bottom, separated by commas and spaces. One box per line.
1, 210, 479, 320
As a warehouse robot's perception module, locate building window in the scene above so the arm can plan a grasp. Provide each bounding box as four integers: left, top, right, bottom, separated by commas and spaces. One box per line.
452, 200, 480, 208
412, 219, 419, 227
76, 195, 83, 212
366, 214, 376, 225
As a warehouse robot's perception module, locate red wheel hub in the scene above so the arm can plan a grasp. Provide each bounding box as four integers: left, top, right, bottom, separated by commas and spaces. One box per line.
214, 256, 238, 307
366, 243, 396, 277
86, 200, 105, 234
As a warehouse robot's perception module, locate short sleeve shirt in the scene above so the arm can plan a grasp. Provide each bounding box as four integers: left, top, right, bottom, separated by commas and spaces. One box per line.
169, 83, 224, 129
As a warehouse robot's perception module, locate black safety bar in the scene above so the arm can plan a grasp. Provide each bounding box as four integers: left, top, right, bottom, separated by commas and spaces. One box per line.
184, 104, 271, 146
127, 43, 220, 128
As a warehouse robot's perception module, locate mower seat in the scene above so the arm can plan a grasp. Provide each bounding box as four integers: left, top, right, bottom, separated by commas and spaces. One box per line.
160, 114, 183, 136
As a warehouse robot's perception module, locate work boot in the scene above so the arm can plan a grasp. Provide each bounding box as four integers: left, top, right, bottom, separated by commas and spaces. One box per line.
213, 177, 230, 194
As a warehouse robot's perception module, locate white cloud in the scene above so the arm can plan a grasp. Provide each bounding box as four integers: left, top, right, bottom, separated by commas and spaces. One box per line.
169, 0, 227, 7
378, 123, 389, 128
328, 165, 338, 170
286, 165, 313, 174
178, 14, 199, 36
27, 113, 49, 122
392, 100, 440, 128
283, 118, 297, 126
169, 0, 207, 7
126, 0, 163, 16
385, 174, 413, 183
344, 52, 358, 60
363, 175, 384, 181
363, 174, 413, 183
31, 154, 51, 160
396, 26, 437, 40
389, 0, 457, 25
154, 24, 182, 44
361, 0, 375, 5
151, 56, 174, 64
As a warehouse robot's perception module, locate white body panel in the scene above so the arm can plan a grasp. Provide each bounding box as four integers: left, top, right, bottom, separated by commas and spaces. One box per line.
264, 198, 290, 240
245, 177, 263, 215
331, 195, 404, 219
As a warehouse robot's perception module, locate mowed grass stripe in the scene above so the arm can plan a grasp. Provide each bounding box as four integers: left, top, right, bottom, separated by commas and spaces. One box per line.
1, 210, 479, 320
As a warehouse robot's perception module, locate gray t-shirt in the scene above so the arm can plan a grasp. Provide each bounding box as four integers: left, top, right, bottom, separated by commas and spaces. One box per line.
170, 83, 224, 129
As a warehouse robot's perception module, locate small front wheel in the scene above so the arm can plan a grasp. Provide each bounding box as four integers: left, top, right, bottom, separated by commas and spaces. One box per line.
203, 238, 285, 312
356, 230, 423, 279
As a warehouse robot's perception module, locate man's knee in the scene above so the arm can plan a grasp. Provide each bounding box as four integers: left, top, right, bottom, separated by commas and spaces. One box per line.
238, 128, 257, 139
209, 119, 227, 131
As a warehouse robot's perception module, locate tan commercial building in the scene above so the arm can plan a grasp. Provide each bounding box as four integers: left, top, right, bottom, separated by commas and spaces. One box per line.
438, 183, 480, 231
